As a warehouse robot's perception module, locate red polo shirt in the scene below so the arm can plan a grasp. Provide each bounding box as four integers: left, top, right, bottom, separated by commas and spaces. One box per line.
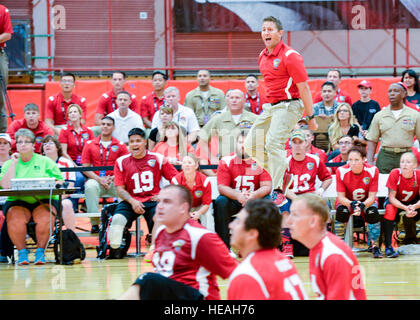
313, 88, 353, 105
45, 92, 87, 125
0, 5, 13, 49
171, 171, 212, 208
258, 41, 309, 103
96, 90, 139, 116
7, 119, 54, 154
58, 124, 94, 163
81, 136, 129, 176
139, 92, 165, 122
244, 92, 268, 115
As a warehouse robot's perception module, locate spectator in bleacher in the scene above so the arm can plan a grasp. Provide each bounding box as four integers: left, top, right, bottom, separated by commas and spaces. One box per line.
243, 74, 268, 115
152, 121, 195, 166
351, 80, 381, 138
280, 129, 332, 258
148, 106, 173, 151
0, 133, 11, 165
7, 103, 54, 154
184, 69, 226, 127
384, 152, 420, 255
108, 128, 178, 258
313, 69, 352, 105
81, 116, 129, 233
0, 133, 12, 263
286, 193, 366, 300
140, 71, 167, 129
328, 103, 360, 152
94, 71, 139, 129
58, 104, 94, 208
300, 126, 328, 164
335, 142, 383, 258
367, 82, 420, 174
198, 89, 257, 165
328, 135, 354, 174
151, 87, 200, 144
108, 91, 145, 144
313, 81, 340, 118
0, 129, 63, 265
401, 69, 420, 110
213, 131, 272, 249
41, 135, 76, 233
45, 73, 87, 136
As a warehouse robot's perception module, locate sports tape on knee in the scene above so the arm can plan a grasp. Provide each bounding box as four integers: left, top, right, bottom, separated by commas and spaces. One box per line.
109, 214, 127, 249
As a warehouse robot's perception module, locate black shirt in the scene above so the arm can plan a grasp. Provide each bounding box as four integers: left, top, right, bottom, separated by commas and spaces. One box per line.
352, 99, 381, 131
407, 92, 420, 109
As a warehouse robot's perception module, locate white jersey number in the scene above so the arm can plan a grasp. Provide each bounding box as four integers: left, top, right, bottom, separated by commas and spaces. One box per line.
153, 251, 176, 278
292, 174, 311, 193
401, 190, 413, 202
352, 188, 366, 201
284, 274, 307, 300
234, 175, 255, 192
131, 171, 154, 193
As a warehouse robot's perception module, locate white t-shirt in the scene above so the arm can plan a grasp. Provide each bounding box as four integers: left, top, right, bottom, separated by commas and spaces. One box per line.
108, 109, 144, 143
151, 104, 200, 134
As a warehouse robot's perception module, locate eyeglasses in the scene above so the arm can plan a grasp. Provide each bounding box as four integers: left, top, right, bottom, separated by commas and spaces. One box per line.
61, 79, 74, 84
338, 141, 353, 146
338, 109, 350, 113
16, 141, 33, 145
43, 141, 55, 146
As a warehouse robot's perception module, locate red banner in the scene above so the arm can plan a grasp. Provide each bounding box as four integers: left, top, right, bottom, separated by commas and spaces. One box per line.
175, 0, 420, 32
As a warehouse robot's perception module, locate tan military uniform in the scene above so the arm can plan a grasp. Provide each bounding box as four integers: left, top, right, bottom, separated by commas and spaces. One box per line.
184, 86, 225, 127
198, 110, 257, 158
367, 105, 420, 173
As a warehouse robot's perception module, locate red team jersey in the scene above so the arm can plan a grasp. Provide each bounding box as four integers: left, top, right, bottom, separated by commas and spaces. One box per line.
336, 163, 379, 202
153, 219, 237, 300
386, 168, 420, 203
58, 124, 94, 163
217, 154, 272, 192
310, 232, 366, 300
171, 171, 212, 208
328, 154, 346, 174
0, 5, 13, 49
45, 93, 87, 125
228, 248, 307, 300
114, 151, 178, 202
96, 90, 139, 116
286, 154, 332, 195
313, 88, 353, 105
259, 41, 308, 103
81, 137, 129, 176
140, 92, 165, 122
244, 92, 268, 115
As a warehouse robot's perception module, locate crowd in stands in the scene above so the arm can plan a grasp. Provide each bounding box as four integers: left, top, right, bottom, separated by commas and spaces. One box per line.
1, 67, 420, 265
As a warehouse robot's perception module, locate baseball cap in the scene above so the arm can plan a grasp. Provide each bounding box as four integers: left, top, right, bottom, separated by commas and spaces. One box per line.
0, 133, 11, 144
357, 80, 372, 89
290, 129, 306, 142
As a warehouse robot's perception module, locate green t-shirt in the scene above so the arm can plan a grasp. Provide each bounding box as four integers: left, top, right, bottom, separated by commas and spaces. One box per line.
0, 153, 64, 203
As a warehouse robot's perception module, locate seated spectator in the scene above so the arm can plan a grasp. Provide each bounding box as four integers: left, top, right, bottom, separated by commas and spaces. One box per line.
41, 135, 76, 233
328, 103, 360, 151
384, 152, 420, 256
148, 106, 173, 151
313, 81, 340, 118
95, 71, 139, 126
0, 129, 63, 265
7, 103, 54, 154
335, 142, 383, 258
0, 133, 11, 165
401, 69, 420, 109
108, 91, 145, 144
184, 69, 226, 127
287, 126, 328, 164
140, 70, 167, 129
243, 74, 268, 115
171, 153, 212, 223
327, 135, 354, 174
280, 129, 332, 258
81, 116, 129, 233
152, 121, 195, 166
45, 72, 87, 136
151, 86, 200, 144
0, 133, 12, 263
213, 131, 272, 249
313, 69, 352, 105
351, 80, 381, 138
58, 104, 94, 208
198, 89, 257, 165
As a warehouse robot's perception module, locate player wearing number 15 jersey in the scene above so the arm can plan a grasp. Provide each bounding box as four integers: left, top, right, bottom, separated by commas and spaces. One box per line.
109, 128, 178, 254
228, 199, 307, 300
214, 132, 272, 248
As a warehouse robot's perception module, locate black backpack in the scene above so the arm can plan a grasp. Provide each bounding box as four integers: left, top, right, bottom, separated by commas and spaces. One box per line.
96, 203, 132, 259
54, 229, 86, 265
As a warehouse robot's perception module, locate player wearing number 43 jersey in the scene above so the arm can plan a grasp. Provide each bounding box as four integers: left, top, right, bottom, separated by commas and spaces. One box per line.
287, 194, 366, 300
228, 199, 307, 300
108, 128, 178, 254
118, 185, 237, 300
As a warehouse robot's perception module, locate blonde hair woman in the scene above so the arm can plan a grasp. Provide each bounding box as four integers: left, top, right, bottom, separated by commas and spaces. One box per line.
328, 103, 360, 151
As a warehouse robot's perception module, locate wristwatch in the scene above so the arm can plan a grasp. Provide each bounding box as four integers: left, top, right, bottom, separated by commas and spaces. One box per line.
305, 114, 315, 122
